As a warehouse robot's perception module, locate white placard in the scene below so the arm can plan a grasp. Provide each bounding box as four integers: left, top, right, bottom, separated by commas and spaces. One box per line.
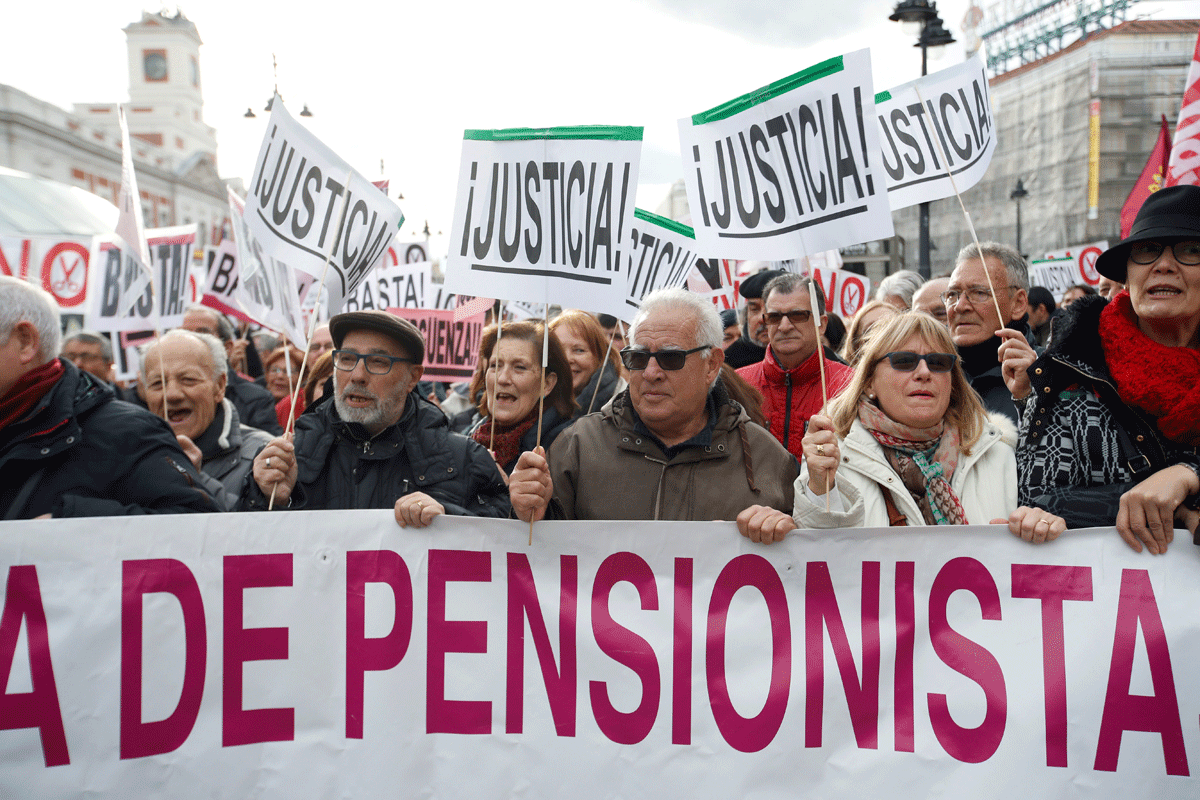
341, 260, 433, 312
246, 100, 404, 315
444, 126, 642, 317
621, 209, 703, 320
875, 56, 997, 211
0, 236, 92, 310
679, 49, 894, 260
229, 191, 307, 345
84, 225, 197, 332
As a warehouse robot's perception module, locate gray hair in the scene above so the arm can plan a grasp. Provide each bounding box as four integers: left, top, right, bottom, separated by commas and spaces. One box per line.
0, 275, 61, 363
140, 328, 228, 381
630, 287, 723, 350
954, 241, 1030, 291
762, 272, 826, 316
184, 304, 236, 342
874, 269, 925, 308
64, 330, 113, 362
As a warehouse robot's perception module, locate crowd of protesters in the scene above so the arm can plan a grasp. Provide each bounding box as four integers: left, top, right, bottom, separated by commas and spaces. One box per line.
4, 185, 1199, 555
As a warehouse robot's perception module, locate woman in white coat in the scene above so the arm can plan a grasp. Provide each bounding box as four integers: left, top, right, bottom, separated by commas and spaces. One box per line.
792, 313, 1064, 539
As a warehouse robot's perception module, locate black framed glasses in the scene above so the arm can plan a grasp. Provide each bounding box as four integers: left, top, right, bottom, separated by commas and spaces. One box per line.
941, 285, 1019, 306
620, 345, 708, 371
877, 351, 958, 373
1129, 240, 1200, 265
764, 309, 813, 326
332, 349, 415, 375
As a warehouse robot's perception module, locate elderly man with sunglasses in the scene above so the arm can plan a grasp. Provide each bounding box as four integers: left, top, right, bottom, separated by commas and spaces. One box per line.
736, 272, 853, 462
245, 310, 510, 524
509, 288, 799, 543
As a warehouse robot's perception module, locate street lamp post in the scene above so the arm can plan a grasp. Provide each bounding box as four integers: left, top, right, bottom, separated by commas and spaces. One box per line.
890, 1, 955, 279
1010, 178, 1029, 258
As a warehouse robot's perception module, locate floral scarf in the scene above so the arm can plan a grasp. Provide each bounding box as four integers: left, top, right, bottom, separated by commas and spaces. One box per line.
858, 398, 968, 525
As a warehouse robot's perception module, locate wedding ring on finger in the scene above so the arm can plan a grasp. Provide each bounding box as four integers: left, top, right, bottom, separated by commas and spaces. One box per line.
265, 457, 272, 469
816, 444, 825, 457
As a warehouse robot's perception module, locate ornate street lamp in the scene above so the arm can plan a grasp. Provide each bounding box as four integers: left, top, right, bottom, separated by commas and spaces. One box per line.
1010, 178, 1029, 257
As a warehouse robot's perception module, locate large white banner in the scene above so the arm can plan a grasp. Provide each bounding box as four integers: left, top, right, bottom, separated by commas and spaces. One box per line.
2, 514, 1198, 797
84, 225, 197, 332
679, 50, 894, 260
246, 101, 405, 316
1043, 240, 1109, 288
875, 56, 997, 211
444, 126, 643, 317
621, 208, 702, 320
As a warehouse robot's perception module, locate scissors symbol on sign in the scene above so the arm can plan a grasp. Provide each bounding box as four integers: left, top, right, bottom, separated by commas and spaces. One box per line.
52, 254, 83, 294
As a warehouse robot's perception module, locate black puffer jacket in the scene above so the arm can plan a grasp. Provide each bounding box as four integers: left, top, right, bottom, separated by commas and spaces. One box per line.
243, 392, 511, 516
1, 359, 217, 519
1018, 295, 1200, 527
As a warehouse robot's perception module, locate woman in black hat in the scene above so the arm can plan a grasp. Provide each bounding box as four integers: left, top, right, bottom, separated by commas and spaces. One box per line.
999, 185, 1200, 553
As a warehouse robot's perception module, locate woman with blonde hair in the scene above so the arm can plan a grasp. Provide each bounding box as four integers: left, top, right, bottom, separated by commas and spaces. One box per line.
840, 300, 900, 365
793, 312, 1064, 539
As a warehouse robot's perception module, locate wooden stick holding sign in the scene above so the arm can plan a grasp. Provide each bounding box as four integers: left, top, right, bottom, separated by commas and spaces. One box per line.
806, 276, 832, 511
913, 85, 1006, 328
489, 309, 503, 453
270, 169, 355, 510
588, 325, 619, 414
530, 307, 550, 547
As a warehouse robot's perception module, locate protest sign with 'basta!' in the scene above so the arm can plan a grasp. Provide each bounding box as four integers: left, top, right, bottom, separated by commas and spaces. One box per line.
875, 56, 996, 211
679, 50, 894, 261
246, 100, 404, 316
444, 126, 642, 317
84, 225, 197, 332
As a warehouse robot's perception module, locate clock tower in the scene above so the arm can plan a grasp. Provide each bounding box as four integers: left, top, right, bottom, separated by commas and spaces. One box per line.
122, 10, 217, 160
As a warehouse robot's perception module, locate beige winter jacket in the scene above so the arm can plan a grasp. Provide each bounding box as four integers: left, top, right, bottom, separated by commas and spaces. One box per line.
792, 416, 1019, 529
547, 385, 798, 521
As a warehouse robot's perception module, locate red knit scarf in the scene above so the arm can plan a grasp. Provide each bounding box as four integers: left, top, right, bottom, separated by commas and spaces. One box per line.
0, 358, 64, 430
1099, 292, 1200, 446
471, 410, 538, 472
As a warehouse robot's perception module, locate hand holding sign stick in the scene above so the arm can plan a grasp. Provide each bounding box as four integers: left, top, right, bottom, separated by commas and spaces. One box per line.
807, 275, 832, 512
269, 169, 355, 511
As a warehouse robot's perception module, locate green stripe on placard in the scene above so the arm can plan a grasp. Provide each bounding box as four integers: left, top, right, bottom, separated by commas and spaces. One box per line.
634, 208, 695, 239
463, 126, 644, 141
875, 90, 892, 103
690, 55, 845, 125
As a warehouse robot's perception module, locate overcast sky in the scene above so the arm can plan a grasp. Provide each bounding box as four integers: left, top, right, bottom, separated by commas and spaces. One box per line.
4, 0, 1198, 256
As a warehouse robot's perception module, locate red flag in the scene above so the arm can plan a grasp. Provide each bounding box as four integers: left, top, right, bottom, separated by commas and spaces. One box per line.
1121, 115, 1172, 238
1166, 24, 1200, 186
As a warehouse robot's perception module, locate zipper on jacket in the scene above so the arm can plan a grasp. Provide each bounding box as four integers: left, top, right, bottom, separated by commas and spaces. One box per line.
782, 373, 793, 449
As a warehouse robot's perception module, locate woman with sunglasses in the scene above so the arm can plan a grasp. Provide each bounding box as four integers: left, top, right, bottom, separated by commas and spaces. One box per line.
466, 322, 577, 474
795, 312, 1064, 536
1000, 185, 1200, 554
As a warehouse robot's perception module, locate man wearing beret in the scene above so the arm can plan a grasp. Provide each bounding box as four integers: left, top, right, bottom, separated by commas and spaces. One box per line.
723, 267, 785, 369
245, 310, 510, 524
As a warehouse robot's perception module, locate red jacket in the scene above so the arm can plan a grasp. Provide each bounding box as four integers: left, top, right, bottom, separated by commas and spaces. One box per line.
737, 347, 853, 461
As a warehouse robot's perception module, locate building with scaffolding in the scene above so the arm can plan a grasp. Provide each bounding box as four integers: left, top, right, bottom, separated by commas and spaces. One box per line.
892, 14, 1198, 275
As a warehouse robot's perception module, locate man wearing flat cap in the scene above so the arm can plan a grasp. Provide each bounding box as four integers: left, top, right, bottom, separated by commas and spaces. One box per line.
246, 310, 510, 525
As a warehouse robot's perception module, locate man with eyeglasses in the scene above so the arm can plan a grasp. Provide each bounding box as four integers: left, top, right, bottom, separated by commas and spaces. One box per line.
62, 331, 115, 384
736, 273, 853, 461
944, 241, 1037, 425
245, 310, 510, 524
509, 288, 799, 543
